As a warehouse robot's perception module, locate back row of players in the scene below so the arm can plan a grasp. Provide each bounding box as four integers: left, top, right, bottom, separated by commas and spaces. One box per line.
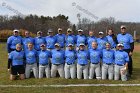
7, 25, 134, 81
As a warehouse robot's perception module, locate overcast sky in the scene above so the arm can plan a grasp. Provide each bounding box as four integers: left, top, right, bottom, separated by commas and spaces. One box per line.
0, 0, 140, 24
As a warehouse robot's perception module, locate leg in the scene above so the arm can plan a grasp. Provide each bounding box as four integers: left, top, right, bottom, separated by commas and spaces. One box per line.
102, 64, 108, 80
77, 64, 82, 79
51, 64, 57, 78
19, 74, 25, 80
89, 63, 95, 79
45, 65, 51, 78
70, 64, 76, 79
95, 64, 101, 80
83, 65, 88, 79
25, 64, 31, 78
58, 64, 65, 78
39, 65, 45, 78
65, 63, 70, 79
120, 66, 127, 81
32, 63, 39, 78
114, 65, 120, 80
108, 65, 114, 80
10, 74, 16, 80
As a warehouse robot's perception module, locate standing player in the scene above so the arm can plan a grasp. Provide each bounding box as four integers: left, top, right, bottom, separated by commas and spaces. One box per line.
89, 42, 102, 80
87, 30, 97, 49
45, 29, 56, 51
55, 28, 65, 49
76, 29, 87, 50
38, 44, 51, 78
77, 43, 89, 79
106, 28, 117, 49
51, 43, 65, 78
97, 31, 108, 50
34, 31, 46, 51
7, 29, 22, 53
102, 43, 114, 80
64, 44, 76, 79
22, 31, 34, 51
8, 43, 25, 80
65, 28, 76, 50
117, 25, 134, 77
114, 43, 129, 81
25, 43, 38, 78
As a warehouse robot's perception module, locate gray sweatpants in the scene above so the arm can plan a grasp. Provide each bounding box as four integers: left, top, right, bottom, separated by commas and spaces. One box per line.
25, 63, 38, 78
77, 64, 88, 79
102, 64, 114, 80
39, 64, 50, 78
114, 65, 127, 81
51, 64, 64, 78
64, 63, 76, 79
89, 63, 101, 79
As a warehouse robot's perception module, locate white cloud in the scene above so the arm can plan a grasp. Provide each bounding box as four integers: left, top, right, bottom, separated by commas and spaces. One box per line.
0, 0, 140, 23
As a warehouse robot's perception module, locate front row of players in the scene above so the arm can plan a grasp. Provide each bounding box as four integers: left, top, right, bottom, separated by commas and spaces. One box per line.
8, 42, 129, 81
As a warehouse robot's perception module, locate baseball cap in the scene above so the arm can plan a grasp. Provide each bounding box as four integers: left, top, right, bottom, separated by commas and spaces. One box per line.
40, 44, 46, 47
117, 43, 124, 47
78, 29, 83, 32
13, 29, 19, 32
48, 29, 53, 33
55, 43, 60, 46
58, 28, 62, 31
68, 44, 74, 46
67, 28, 72, 32
120, 25, 126, 29
79, 43, 85, 46
99, 31, 104, 35
37, 31, 42, 34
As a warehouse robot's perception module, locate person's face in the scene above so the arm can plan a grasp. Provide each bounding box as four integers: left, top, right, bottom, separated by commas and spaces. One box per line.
108, 30, 113, 35
58, 29, 62, 34
37, 33, 42, 37
67, 31, 72, 35
78, 31, 83, 35
25, 31, 30, 37
106, 43, 111, 50
99, 34, 103, 38
28, 44, 33, 50
13, 31, 19, 36
118, 46, 123, 50
41, 45, 46, 50
79, 45, 85, 50
89, 31, 94, 37
92, 42, 97, 49
55, 45, 60, 50
68, 46, 73, 50
121, 27, 126, 34
48, 32, 53, 36
16, 44, 22, 51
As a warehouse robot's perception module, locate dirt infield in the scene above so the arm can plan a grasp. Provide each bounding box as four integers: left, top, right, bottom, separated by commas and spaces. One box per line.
134, 44, 140, 52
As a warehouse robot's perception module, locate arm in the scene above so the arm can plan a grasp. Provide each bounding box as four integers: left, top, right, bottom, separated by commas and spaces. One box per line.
8, 59, 12, 69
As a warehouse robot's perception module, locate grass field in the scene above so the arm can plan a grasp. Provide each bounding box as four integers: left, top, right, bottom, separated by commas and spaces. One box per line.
0, 43, 140, 93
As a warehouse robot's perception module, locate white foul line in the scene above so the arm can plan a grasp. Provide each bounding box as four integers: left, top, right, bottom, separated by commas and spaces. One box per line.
0, 84, 140, 87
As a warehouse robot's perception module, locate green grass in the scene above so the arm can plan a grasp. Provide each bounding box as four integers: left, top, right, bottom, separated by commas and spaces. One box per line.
0, 43, 140, 93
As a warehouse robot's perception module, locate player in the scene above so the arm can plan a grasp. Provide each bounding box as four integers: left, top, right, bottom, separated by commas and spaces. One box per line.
25, 42, 38, 78
114, 43, 129, 81
8, 43, 25, 80
64, 44, 76, 79
51, 43, 65, 78
89, 42, 102, 80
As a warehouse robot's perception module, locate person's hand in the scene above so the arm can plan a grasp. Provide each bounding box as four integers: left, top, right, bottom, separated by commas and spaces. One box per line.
8, 53, 9, 56
129, 52, 133, 56
121, 67, 127, 75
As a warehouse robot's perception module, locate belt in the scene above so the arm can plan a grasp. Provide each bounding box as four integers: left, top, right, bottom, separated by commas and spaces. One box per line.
53, 64, 61, 66
91, 63, 99, 64
116, 64, 124, 66
104, 63, 112, 65
67, 63, 74, 65
26, 63, 35, 65
79, 64, 87, 66
40, 64, 48, 66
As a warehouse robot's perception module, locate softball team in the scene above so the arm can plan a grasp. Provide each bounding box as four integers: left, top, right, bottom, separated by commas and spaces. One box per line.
7, 25, 133, 81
